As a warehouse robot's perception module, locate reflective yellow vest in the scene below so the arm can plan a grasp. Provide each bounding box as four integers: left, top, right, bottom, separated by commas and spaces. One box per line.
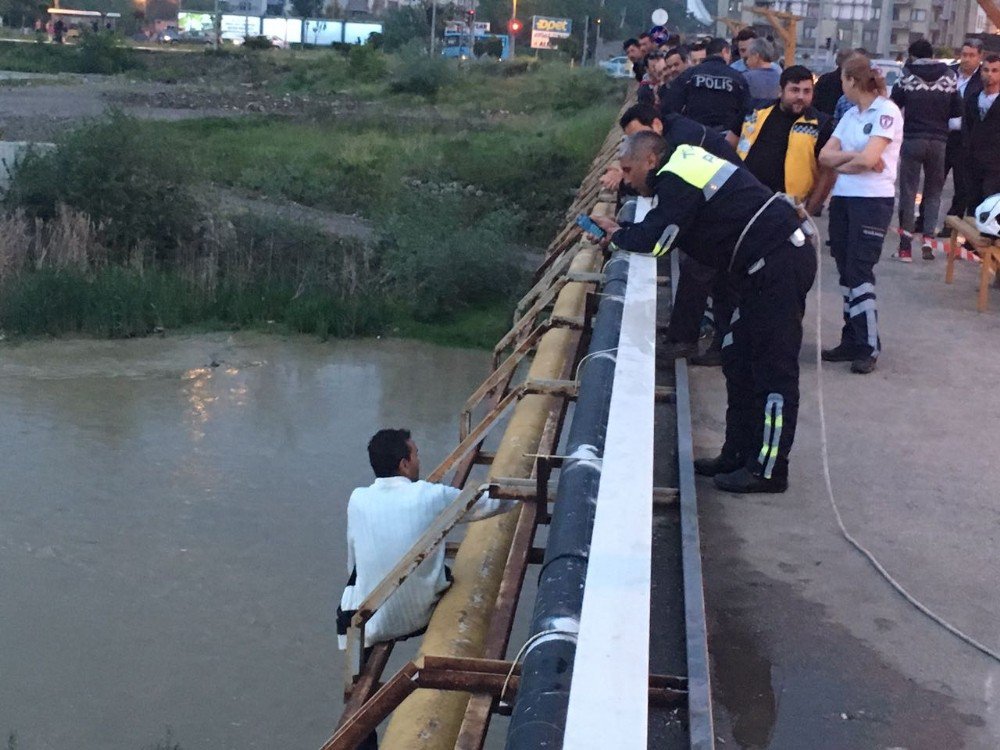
737, 105, 821, 202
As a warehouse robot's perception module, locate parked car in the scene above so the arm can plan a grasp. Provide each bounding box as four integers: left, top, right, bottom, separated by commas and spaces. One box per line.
871, 59, 904, 93
599, 55, 633, 78
159, 28, 212, 44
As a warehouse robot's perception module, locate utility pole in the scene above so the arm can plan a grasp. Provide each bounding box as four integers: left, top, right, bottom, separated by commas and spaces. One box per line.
510, 0, 517, 57
812, 0, 823, 66
581, 14, 588, 65
429, 0, 436, 56
213, 0, 220, 49
594, 0, 603, 61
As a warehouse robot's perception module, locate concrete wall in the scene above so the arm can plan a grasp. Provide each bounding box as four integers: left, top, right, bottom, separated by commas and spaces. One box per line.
0, 141, 54, 192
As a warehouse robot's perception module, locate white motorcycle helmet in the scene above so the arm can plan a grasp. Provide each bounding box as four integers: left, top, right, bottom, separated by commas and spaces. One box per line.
975, 194, 1000, 238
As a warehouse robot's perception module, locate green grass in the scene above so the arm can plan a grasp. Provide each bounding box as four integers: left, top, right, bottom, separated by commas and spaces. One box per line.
0, 57, 620, 346
0, 37, 141, 74
149, 102, 616, 242
0, 267, 511, 348
389, 300, 512, 349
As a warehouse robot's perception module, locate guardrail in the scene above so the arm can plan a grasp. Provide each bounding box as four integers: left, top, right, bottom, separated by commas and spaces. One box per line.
317, 88, 714, 750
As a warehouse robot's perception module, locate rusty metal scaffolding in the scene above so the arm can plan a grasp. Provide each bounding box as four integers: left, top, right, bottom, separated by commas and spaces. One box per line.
321, 94, 645, 750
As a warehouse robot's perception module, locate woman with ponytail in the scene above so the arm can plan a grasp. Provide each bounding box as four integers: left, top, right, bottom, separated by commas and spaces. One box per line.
818, 53, 903, 375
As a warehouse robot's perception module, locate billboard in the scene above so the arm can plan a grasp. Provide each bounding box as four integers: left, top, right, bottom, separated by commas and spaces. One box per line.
262, 17, 302, 44
221, 14, 262, 35
530, 16, 571, 50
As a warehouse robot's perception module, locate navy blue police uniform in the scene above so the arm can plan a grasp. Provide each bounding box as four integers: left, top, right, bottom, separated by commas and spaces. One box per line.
660, 55, 751, 134
656, 114, 741, 348
610, 144, 816, 487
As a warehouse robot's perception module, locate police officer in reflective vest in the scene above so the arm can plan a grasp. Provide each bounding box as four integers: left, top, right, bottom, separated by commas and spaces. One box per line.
590, 131, 816, 493
660, 37, 750, 136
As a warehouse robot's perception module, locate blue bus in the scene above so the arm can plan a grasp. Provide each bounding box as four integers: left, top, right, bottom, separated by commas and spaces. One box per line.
441, 30, 510, 60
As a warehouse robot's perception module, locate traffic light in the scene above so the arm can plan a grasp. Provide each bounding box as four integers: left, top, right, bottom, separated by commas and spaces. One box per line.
467, 8, 476, 21
508, 17, 522, 33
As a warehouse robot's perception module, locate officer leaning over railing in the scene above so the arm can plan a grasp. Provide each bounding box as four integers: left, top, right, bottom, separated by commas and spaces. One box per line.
588, 132, 816, 494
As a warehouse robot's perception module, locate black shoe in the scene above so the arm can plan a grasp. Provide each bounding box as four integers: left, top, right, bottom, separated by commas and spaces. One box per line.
657, 340, 698, 361
689, 348, 722, 367
937, 226, 953, 239
694, 452, 744, 477
821, 344, 857, 362
713, 466, 788, 494
851, 356, 877, 374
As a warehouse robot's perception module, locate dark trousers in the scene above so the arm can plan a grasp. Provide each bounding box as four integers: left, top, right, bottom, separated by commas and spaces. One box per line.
946, 132, 971, 218
828, 196, 894, 359
668, 251, 715, 343
898, 138, 947, 240
667, 252, 734, 347
720, 239, 817, 480
967, 168, 1000, 216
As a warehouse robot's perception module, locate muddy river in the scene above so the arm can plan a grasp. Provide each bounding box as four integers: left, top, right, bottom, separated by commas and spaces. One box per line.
0, 333, 489, 750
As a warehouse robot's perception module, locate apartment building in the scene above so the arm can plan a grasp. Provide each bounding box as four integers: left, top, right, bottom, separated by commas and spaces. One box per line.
720, 0, 986, 64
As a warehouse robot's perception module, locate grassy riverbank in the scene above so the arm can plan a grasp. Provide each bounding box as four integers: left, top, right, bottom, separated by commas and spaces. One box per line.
1, 51, 622, 346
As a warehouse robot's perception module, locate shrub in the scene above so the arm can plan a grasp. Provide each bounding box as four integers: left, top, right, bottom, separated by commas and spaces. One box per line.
242, 35, 274, 50
282, 52, 348, 93
5, 111, 199, 261
379, 194, 526, 320
381, 7, 428, 52
347, 44, 388, 82
388, 53, 453, 98
77, 32, 139, 74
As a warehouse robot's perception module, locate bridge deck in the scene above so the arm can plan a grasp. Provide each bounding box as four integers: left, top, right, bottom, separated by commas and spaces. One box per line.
691, 209, 1000, 748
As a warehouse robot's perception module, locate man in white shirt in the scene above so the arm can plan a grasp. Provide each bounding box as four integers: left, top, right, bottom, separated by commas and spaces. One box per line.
338, 429, 515, 651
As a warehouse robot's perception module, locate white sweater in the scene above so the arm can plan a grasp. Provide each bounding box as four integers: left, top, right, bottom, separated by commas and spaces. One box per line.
339, 476, 515, 647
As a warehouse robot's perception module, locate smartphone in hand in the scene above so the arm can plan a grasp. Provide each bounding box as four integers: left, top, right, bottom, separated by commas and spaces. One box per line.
575, 214, 606, 239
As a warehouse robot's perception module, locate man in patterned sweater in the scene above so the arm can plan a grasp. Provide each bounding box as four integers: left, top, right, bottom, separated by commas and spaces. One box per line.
890, 39, 964, 261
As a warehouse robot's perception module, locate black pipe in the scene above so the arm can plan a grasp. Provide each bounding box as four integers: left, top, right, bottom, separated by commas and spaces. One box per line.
504, 251, 631, 750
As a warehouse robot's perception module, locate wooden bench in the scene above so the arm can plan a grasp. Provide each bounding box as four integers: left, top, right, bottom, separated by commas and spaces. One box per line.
944, 215, 1000, 312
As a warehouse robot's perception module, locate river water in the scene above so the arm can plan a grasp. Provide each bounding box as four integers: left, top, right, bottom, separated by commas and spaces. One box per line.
0, 333, 490, 750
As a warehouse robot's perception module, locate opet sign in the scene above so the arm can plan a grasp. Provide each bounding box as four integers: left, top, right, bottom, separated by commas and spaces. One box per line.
530, 15, 571, 50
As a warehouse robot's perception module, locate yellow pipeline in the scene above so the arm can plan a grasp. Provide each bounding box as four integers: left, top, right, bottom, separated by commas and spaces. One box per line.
380, 245, 601, 750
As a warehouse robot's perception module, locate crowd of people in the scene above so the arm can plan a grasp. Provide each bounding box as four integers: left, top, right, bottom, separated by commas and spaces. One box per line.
331, 33, 1000, 693
593, 28, 1000, 494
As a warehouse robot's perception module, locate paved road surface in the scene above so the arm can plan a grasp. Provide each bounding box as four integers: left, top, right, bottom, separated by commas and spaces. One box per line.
693, 207, 1000, 749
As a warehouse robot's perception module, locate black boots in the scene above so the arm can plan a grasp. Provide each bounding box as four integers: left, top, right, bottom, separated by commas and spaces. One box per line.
693, 451, 744, 477
820, 343, 858, 362
713, 467, 788, 494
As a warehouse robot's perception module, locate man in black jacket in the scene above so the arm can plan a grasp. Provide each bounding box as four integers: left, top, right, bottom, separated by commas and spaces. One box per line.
942, 39, 984, 222
660, 37, 750, 135
624, 37, 646, 83
590, 131, 816, 494
891, 39, 963, 260
964, 54, 1000, 212
813, 49, 850, 115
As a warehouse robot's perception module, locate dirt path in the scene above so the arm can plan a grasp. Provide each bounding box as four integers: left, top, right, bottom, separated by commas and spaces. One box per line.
212, 186, 375, 241
0, 75, 233, 141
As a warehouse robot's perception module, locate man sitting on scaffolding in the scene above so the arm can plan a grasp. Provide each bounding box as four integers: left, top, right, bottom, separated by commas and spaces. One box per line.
338, 428, 515, 651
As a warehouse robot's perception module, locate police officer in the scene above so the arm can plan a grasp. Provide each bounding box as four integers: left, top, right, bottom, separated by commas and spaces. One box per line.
660, 37, 750, 136
590, 131, 817, 493
606, 103, 741, 357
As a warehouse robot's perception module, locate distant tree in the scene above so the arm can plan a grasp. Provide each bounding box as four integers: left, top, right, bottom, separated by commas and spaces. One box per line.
382, 6, 428, 51
291, 0, 322, 19
0, 0, 45, 25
